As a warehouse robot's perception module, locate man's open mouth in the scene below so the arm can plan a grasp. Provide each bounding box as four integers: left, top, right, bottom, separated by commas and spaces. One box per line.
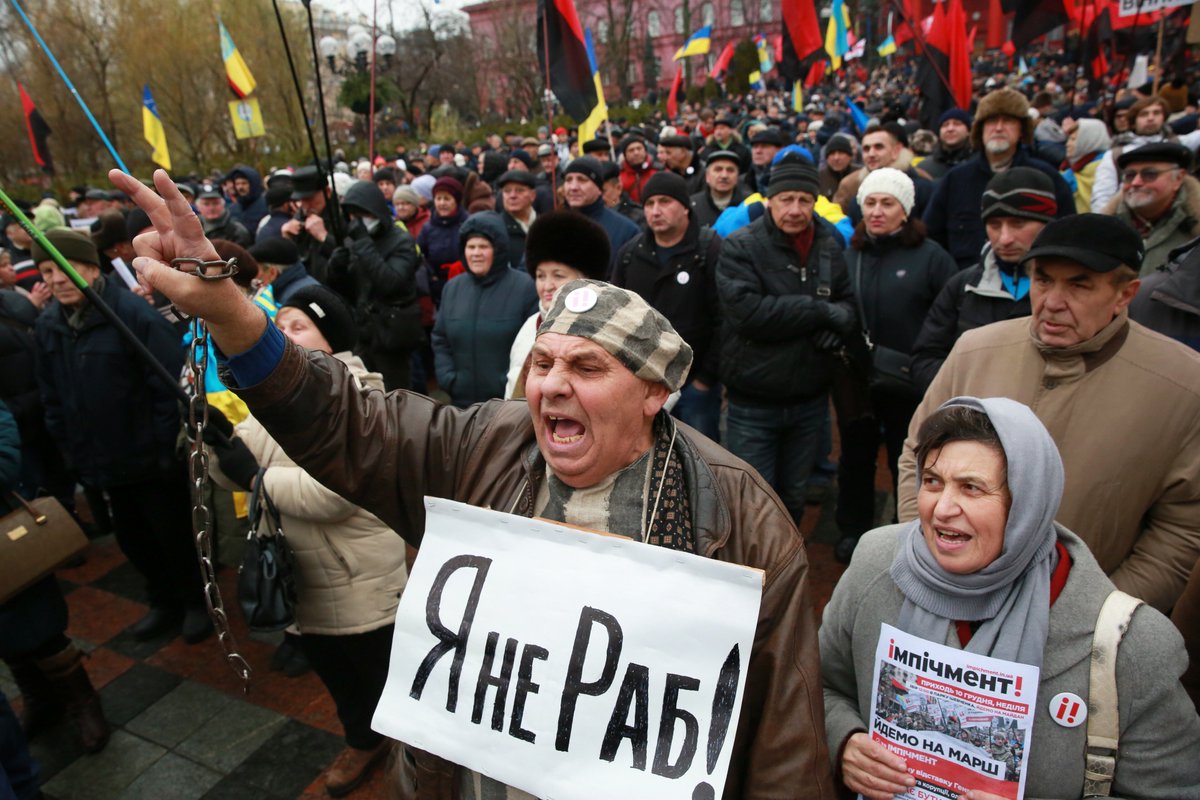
547, 415, 585, 444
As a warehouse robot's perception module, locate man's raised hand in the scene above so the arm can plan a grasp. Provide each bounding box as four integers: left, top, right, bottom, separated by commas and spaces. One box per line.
108, 169, 267, 354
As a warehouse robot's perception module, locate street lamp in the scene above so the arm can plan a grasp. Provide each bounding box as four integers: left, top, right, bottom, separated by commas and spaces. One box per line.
318, 26, 396, 73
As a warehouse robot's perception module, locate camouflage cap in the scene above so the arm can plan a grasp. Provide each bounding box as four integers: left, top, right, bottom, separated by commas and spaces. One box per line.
537, 279, 693, 392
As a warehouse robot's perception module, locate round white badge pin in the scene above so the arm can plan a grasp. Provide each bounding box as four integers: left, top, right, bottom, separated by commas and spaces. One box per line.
1048, 692, 1087, 728
564, 286, 598, 313
676, 271, 690, 285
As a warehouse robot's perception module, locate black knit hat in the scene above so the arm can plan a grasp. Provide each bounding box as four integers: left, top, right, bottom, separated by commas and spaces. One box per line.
767, 156, 820, 198
508, 149, 535, 168
980, 167, 1057, 222
280, 285, 358, 354
825, 135, 854, 156
641, 172, 691, 214
31, 228, 100, 268
249, 237, 301, 267
564, 156, 604, 189
524, 210, 610, 280
1020, 213, 1144, 274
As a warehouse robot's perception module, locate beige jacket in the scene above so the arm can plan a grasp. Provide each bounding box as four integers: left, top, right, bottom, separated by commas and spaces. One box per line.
897, 314, 1200, 612
221, 352, 408, 635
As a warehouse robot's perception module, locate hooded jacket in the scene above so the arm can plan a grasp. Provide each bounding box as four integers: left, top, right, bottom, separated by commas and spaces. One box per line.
431, 212, 538, 407
1102, 175, 1200, 275
328, 180, 422, 354
1130, 236, 1200, 351
226, 339, 837, 800
897, 314, 1200, 612
226, 164, 268, 235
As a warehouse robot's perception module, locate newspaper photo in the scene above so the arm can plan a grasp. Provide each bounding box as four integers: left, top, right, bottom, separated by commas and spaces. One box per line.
866, 624, 1041, 800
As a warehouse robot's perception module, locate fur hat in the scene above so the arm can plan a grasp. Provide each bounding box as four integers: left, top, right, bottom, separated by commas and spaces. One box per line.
857, 167, 916, 216
524, 210, 610, 281
971, 88, 1034, 151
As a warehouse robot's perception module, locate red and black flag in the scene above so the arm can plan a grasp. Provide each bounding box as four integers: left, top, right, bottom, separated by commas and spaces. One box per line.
1080, 1, 1114, 85
536, 0, 598, 123
779, 0, 823, 81
914, 2, 954, 130
19, 83, 54, 175
1003, 0, 1071, 49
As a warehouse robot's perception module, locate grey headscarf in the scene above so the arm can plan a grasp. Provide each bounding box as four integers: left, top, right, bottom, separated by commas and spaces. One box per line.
889, 397, 1064, 668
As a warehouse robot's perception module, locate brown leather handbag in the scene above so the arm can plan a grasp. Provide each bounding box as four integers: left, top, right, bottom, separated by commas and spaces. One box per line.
0, 494, 88, 603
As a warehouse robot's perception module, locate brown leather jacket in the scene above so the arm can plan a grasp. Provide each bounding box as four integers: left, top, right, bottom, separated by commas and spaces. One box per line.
236, 341, 836, 800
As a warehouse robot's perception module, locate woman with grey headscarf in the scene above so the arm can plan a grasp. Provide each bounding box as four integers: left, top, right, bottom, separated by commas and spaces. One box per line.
819, 396, 1200, 800
1064, 118, 1112, 213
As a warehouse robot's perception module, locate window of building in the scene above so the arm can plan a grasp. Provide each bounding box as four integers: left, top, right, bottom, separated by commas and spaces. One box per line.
759, 0, 773, 23
597, 18, 609, 41
674, 7, 684, 34
702, 2, 714, 26
730, 0, 744, 26
648, 10, 660, 37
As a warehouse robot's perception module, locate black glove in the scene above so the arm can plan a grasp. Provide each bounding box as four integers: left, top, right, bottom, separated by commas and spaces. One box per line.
345, 217, 369, 242
212, 437, 259, 492
813, 329, 844, 352
198, 406, 233, 445
327, 245, 351, 274
820, 301, 856, 336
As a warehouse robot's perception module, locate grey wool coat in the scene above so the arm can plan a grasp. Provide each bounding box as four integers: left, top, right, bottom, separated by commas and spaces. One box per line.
819, 524, 1200, 800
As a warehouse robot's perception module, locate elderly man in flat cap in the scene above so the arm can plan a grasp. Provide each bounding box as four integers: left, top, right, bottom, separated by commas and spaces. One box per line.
1101, 141, 1200, 274
109, 169, 836, 800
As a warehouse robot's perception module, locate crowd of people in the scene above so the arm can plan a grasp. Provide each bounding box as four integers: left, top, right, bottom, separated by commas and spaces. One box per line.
3, 48, 1200, 799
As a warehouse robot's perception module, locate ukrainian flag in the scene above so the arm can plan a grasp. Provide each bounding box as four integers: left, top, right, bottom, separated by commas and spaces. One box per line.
674, 25, 712, 60
824, 0, 850, 70
793, 80, 803, 113
754, 34, 774, 73
219, 19, 256, 98
749, 70, 764, 91
579, 28, 608, 144
877, 35, 897, 57
142, 85, 171, 171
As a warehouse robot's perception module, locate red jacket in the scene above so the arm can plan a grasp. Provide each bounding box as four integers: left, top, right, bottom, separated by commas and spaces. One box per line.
619, 161, 656, 204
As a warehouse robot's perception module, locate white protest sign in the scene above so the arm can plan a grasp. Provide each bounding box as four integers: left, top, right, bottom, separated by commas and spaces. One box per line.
867, 625, 1040, 800
373, 498, 763, 800
1119, 0, 1194, 16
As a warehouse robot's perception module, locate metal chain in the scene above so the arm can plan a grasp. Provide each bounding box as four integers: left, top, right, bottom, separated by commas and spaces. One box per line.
180, 258, 252, 691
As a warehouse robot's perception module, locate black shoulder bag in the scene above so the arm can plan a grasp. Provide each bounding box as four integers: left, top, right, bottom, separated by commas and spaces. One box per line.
238, 471, 298, 632
851, 251, 920, 403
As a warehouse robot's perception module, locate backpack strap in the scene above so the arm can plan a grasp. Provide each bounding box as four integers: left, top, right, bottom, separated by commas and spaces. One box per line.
816, 243, 833, 298
1083, 590, 1143, 798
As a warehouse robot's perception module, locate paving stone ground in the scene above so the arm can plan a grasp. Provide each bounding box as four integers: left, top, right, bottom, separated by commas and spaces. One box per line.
6, 466, 891, 799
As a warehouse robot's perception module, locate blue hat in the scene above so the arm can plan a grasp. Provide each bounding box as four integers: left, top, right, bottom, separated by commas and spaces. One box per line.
938, 108, 973, 129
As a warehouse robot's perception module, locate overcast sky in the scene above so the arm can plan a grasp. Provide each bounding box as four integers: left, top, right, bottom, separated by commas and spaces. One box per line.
319, 0, 471, 32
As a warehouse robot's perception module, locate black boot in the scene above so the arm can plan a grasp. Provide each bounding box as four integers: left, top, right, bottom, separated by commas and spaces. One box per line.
38, 645, 111, 754
4, 657, 64, 740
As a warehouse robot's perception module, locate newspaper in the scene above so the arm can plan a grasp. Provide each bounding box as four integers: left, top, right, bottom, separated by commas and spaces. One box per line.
866, 624, 1040, 800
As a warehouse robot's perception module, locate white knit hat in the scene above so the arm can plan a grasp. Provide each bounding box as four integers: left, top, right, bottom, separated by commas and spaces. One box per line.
857, 167, 915, 216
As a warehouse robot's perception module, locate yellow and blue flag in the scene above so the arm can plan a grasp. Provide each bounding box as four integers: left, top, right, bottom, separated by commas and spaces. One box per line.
824, 0, 851, 70
749, 70, 764, 91
877, 35, 897, 56
792, 80, 803, 113
142, 85, 171, 171
847, 98, 871, 134
754, 33, 774, 73
674, 24, 712, 60
219, 19, 256, 98
578, 28, 608, 145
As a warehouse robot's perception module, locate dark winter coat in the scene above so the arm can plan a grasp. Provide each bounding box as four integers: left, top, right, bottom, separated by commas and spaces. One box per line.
909, 247, 1033, 389
612, 223, 723, 386
201, 209, 252, 248
499, 210, 532, 273
923, 147, 1075, 267
690, 184, 751, 229
918, 142, 972, 180
329, 181, 423, 354
1130, 238, 1200, 352
256, 208, 292, 243
717, 215, 857, 404
226, 164, 268, 236
416, 206, 469, 308
270, 262, 321, 306
0, 290, 40, 445
431, 213, 538, 407
34, 277, 184, 489
845, 233, 958, 356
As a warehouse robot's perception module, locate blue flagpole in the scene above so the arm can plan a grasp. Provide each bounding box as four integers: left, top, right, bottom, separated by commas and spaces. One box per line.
8, 0, 130, 172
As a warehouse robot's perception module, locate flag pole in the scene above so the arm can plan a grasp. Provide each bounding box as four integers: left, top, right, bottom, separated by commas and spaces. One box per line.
8, 0, 129, 172
270, 0, 325, 187
539, 1, 559, 208
1152, 14, 1166, 94
300, 0, 347, 241
368, 0, 378, 162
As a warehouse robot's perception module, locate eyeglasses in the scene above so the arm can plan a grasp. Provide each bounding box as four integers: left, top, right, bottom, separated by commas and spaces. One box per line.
1121, 167, 1179, 184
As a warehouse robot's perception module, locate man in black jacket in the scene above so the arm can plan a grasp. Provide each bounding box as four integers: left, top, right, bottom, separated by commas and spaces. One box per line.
32, 229, 209, 643
691, 148, 750, 228
716, 157, 857, 523
910, 168, 1056, 388
613, 172, 723, 440
282, 166, 339, 284
327, 181, 422, 392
